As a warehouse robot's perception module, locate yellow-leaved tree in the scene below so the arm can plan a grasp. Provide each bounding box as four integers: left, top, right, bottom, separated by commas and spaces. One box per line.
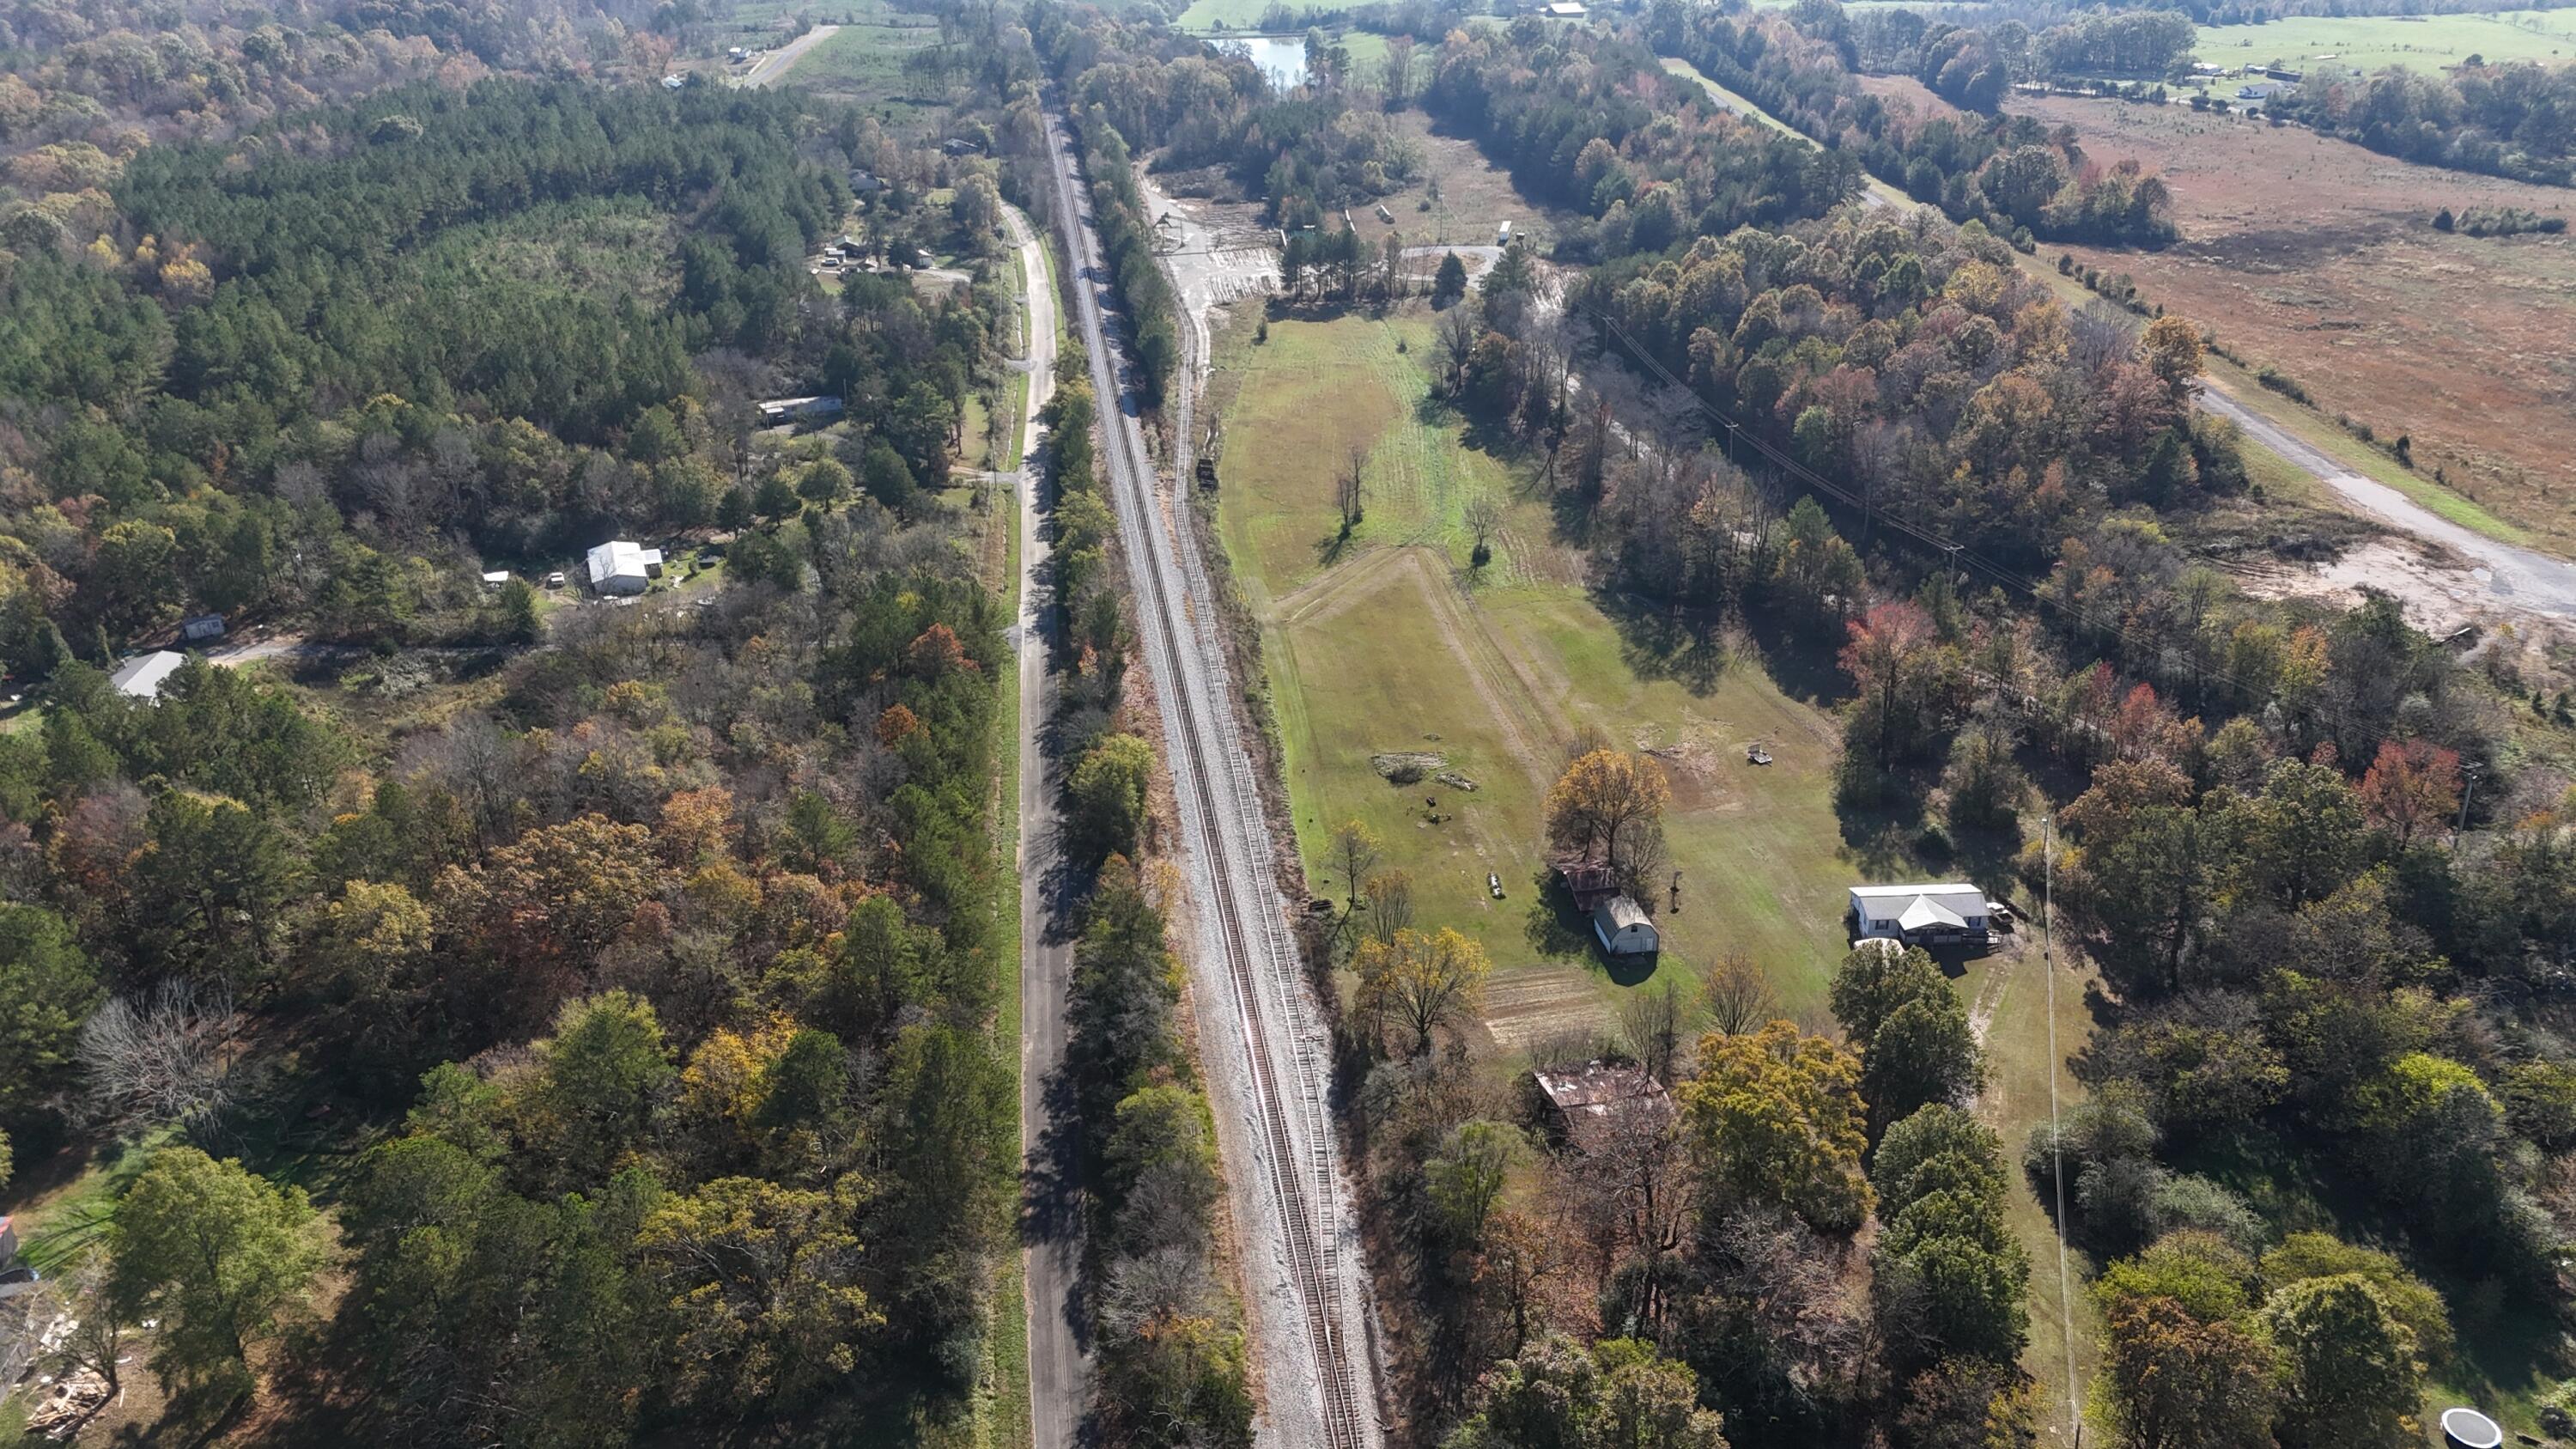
1353, 926, 1491, 1057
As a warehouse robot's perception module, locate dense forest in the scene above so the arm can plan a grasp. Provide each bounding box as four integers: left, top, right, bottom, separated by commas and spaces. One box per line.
0, 6, 1039, 1434
1838, 3, 2201, 94
1649, 1, 2178, 246
0, 77, 1006, 667
1421, 20, 1859, 262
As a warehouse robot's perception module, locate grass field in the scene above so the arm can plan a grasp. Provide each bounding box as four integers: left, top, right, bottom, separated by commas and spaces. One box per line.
781, 16, 951, 122
1215, 310, 1861, 1048
1211, 304, 2101, 1433
2198, 9, 2576, 73
1176, 0, 1345, 32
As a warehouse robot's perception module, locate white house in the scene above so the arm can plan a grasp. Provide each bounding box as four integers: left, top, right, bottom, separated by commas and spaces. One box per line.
109, 650, 187, 702
1546, 2, 1589, 16
481, 570, 512, 589
586, 540, 664, 596
1593, 895, 1659, 956
1849, 883, 1990, 948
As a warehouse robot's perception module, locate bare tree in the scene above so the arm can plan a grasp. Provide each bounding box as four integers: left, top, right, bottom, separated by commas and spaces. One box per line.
1700, 949, 1776, 1038
1437, 301, 1480, 389
1382, 33, 1416, 105
78, 979, 239, 1133
1464, 494, 1502, 572
1561, 1093, 1696, 1334
42, 1254, 126, 1395
1364, 869, 1414, 943
1619, 977, 1684, 1084
1334, 445, 1367, 533
1328, 819, 1381, 910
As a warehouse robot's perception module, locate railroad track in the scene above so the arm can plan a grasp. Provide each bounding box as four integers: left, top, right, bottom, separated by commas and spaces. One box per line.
1040, 111, 1379, 1449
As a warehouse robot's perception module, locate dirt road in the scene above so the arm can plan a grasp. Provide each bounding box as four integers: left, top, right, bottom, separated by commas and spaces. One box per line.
1662, 48, 2576, 627
734, 25, 839, 88
2196, 381, 2576, 623
1042, 110, 1384, 1449
1003, 201, 1086, 1449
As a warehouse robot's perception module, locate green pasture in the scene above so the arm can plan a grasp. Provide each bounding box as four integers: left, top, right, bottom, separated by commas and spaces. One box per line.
2198, 10, 2576, 73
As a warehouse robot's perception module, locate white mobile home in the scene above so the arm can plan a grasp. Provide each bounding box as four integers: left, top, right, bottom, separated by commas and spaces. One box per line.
1849, 883, 1990, 948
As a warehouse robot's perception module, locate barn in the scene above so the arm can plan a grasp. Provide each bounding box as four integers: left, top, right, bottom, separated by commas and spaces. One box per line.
1592, 895, 1658, 956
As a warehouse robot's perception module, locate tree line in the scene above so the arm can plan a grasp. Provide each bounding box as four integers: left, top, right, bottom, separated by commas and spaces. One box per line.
2271, 61, 2576, 187
1650, 2, 2178, 247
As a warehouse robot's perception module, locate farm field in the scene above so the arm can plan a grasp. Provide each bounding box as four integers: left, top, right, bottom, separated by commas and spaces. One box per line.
1307, 109, 1582, 253
778, 13, 950, 122
1177, 0, 1344, 32
2196, 9, 2576, 73
1209, 307, 2101, 1436
2022, 94, 2576, 549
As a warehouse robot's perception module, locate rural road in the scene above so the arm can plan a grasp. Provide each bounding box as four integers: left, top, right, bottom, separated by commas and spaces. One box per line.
2195, 381, 2576, 623
733, 24, 839, 88
1662, 51, 2576, 626
1042, 107, 1385, 1449
1002, 200, 1087, 1449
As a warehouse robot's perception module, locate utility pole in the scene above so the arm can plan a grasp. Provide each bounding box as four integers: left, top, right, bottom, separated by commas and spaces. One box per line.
2458, 760, 2484, 838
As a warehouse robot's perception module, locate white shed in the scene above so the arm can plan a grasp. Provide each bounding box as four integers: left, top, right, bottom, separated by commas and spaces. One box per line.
1849, 883, 1990, 947
1592, 895, 1659, 956
109, 650, 186, 702
586, 540, 664, 596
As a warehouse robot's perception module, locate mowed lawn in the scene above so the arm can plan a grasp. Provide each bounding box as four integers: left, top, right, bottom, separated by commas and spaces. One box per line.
1214, 311, 1856, 1053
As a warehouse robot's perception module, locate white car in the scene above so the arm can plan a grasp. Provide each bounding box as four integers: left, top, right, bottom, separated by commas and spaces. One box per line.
1487, 872, 1505, 899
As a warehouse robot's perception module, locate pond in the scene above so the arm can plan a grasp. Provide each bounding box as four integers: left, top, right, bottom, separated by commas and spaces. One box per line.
1222, 35, 1308, 91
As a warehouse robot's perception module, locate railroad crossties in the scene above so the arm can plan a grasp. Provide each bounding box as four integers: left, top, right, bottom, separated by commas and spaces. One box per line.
1041, 110, 1386, 1449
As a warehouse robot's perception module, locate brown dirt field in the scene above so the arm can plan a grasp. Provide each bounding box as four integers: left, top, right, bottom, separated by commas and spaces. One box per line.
1354, 111, 1582, 252
1856, 72, 1967, 131
2022, 95, 2576, 545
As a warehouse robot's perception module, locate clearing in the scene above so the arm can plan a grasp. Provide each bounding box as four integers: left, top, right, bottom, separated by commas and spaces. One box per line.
2196, 10, 2576, 73
2022, 94, 2576, 548
1207, 306, 2099, 1439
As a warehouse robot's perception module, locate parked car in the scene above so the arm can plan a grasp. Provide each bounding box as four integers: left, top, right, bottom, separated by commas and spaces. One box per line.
1488, 872, 1505, 899
0, 1265, 40, 1300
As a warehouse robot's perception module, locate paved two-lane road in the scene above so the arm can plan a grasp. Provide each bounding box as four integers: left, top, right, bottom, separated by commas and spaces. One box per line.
1001, 201, 1088, 1449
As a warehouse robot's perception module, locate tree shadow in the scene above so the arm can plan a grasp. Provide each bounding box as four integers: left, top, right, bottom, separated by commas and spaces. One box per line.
1315, 524, 1360, 569
1736, 606, 1857, 708
1595, 592, 1731, 697
1522, 869, 1591, 961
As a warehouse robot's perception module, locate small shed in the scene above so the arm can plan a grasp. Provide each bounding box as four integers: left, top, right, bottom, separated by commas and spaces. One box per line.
1532, 1060, 1671, 1152
109, 650, 186, 702
180, 613, 225, 642
586, 540, 664, 596
1546, 2, 1588, 16
1593, 895, 1658, 956
481, 570, 512, 589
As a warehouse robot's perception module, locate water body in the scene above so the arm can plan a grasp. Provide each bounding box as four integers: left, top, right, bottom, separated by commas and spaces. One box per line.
1224, 35, 1309, 91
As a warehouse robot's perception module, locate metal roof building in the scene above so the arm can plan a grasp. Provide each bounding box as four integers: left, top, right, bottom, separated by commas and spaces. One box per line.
109, 650, 187, 702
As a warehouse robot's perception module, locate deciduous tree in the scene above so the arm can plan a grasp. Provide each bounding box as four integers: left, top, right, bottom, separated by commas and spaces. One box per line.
110, 1148, 325, 1403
